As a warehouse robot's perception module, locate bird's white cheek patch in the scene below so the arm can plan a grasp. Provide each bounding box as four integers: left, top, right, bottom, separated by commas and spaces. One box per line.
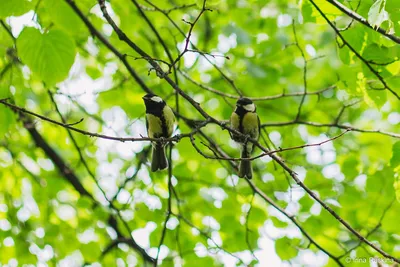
151, 96, 163, 103
243, 103, 255, 112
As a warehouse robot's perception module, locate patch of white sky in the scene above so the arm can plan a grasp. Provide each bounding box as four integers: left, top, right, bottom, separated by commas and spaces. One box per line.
16, 179, 40, 223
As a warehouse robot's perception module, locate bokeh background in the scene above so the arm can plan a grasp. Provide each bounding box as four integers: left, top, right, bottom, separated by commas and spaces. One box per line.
1, 0, 400, 266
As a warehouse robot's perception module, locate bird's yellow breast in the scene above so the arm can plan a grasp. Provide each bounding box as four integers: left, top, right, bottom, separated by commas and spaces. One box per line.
163, 105, 175, 137
146, 105, 175, 138
230, 111, 259, 143
230, 112, 240, 130
242, 112, 259, 139
146, 114, 163, 138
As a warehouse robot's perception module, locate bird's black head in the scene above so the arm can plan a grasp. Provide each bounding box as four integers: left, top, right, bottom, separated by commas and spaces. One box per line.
143, 93, 165, 111
236, 98, 253, 106
143, 93, 155, 99
235, 97, 256, 112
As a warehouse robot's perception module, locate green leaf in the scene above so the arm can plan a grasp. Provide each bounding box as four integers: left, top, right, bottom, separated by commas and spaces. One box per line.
275, 237, 300, 260
16, 27, 76, 85
300, 1, 316, 23
338, 46, 351, 65
385, 1, 400, 34
394, 179, 400, 202
0, 106, 16, 136
342, 25, 366, 55
308, 0, 342, 23
0, 87, 16, 136
365, 88, 387, 109
86, 66, 102, 80
391, 142, 400, 168
44, 0, 84, 35
362, 44, 394, 65
270, 216, 288, 228
77, 196, 92, 209
0, 0, 32, 18
80, 242, 101, 262
382, 201, 400, 230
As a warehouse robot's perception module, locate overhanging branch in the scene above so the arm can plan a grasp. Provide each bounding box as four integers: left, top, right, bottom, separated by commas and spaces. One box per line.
326, 0, 400, 44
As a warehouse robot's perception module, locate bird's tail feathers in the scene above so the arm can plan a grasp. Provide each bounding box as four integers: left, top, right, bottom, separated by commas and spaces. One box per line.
151, 143, 168, 172
239, 145, 252, 179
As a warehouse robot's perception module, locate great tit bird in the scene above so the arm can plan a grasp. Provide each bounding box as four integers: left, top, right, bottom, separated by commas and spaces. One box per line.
230, 98, 260, 179
143, 93, 175, 172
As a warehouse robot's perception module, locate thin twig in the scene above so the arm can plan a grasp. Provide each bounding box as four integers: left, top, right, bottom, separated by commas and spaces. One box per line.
0, 98, 207, 143
180, 71, 335, 101
262, 120, 400, 139
291, 22, 308, 121
190, 129, 350, 161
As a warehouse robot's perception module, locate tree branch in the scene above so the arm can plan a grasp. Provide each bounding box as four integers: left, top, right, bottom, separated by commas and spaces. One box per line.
0, 98, 206, 143
180, 70, 335, 101
309, 0, 400, 100
247, 180, 345, 267
326, 0, 400, 44
64, 0, 152, 94
262, 120, 400, 139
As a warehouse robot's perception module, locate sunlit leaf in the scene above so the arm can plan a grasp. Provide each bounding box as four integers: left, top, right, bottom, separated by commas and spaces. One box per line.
16, 27, 76, 85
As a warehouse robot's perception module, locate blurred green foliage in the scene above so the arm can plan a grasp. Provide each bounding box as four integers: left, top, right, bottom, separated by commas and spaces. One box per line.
0, 0, 400, 266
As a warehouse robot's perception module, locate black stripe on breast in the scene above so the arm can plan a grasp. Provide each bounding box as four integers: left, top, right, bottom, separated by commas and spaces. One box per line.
235, 106, 247, 134
160, 108, 168, 137
145, 101, 169, 137
145, 101, 165, 117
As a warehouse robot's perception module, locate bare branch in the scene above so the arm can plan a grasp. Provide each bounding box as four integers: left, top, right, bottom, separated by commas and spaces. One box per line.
191, 129, 350, 161
168, 0, 211, 72
0, 98, 209, 143
180, 71, 335, 101
291, 22, 308, 121
262, 120, 400, 139
339, 198, 396, 259
244, 193, 259, 262
64, 0, 153, 94
172, 213, 245, 264
143, 0, 243, 95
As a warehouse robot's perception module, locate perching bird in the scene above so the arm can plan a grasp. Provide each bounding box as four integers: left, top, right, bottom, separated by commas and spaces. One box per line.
230, 98, 260, 179
142, 93, 175, 172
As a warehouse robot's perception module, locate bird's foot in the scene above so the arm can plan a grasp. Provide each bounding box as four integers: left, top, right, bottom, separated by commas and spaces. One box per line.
159, 137, 166, 145
244, 134, 251, 143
